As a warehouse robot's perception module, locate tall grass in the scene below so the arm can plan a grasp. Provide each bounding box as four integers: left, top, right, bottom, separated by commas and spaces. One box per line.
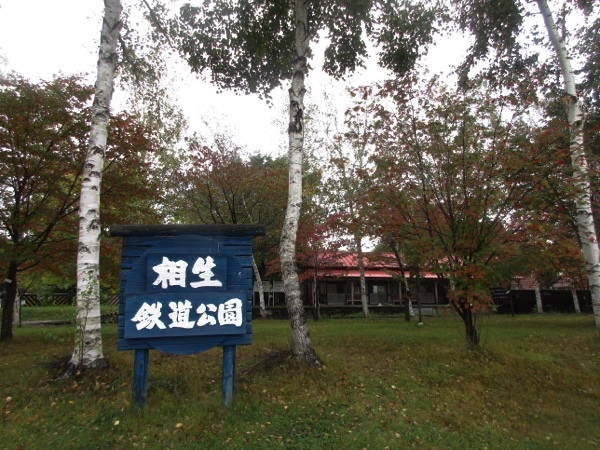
1, 314, 599, 449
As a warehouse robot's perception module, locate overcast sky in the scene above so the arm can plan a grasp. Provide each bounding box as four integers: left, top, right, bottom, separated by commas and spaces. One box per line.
0, 0, 465, 156
0, 0, 288, 154
0, 1, 102, 77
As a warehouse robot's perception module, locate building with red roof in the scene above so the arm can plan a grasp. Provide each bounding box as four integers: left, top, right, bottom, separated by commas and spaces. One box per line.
297, 252, 447, 307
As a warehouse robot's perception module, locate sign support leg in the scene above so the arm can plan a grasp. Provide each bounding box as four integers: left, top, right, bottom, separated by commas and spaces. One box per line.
133, 348, 149, 408
222, 345, 236, 407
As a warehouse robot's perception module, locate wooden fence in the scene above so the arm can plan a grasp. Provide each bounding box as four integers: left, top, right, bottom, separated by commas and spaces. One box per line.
21, 293, 120, 306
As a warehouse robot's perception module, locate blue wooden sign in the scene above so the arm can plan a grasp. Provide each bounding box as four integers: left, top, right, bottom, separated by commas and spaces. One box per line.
110, 224, 265, 408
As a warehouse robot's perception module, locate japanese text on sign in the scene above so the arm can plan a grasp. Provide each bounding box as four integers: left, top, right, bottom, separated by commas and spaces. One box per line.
123, 293, 246, 338
152, 256, 223, 289
131, 298, 243, 331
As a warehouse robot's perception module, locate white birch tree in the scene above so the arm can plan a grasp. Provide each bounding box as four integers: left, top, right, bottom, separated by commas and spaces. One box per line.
327, 88, 378, 319
279, 0, 320, 365
533, 274, 544, 313
68, 0, 122, 371
570, 285, 582, 313
252, 256, 268, 318
163, 0, 439, 365
454, 0, 600, 332
355, 235, 370, 316
535, 0, 600, 332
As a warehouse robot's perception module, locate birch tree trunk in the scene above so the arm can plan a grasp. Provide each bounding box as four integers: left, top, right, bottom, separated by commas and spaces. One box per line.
12, 289, 21, 327
312, 264, 320, 320
536, 0, 600, 333
279, 0, 320, 366
533, 275, 544, 313
252, 255, 267, 318
68, 0, 122, 371
570, 285, 581, 314
355, 234, 369, 318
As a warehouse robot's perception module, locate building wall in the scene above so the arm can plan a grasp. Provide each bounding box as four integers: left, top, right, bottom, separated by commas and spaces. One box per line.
301, 278, 446, 306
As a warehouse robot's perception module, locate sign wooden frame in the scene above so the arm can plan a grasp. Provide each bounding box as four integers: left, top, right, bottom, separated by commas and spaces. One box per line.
110, 224, 265, 407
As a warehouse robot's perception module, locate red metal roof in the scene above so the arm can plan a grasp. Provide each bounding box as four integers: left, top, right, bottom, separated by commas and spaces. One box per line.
304, 252, 399, 269
311, 269, 397, 279
300, 252, 439, 280
314, 269, 438, 279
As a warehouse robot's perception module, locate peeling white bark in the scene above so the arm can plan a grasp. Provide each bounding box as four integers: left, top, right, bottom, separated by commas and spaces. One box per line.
533, 275, 543, 313
252, 255, 267, 318
12, 290, 21, 327
536, 0, 600, 334
570, 285, 581, 314
355, 234, 369, 317
70, 0, 122, 369
279, 0, 320, 366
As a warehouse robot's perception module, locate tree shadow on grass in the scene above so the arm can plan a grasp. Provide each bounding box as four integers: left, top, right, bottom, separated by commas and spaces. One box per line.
43, 354, 110, 380
239, 348, 293, 376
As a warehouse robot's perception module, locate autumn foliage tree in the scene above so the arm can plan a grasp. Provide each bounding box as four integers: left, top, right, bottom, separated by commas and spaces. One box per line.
167, 133, 289, 317
168, 134, 288, 253
367, 76, 561, 345
0, 75, 90, 340
0, 74, 162, 341
452, 0, 600, 333
18, 113, 164, 296
292, 170, 341, 320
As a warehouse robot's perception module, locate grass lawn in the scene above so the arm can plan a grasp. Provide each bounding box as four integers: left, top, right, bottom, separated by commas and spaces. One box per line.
1, 313, 600, 449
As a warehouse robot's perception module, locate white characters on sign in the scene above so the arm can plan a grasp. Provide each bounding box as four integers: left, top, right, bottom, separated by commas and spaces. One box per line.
152, 257, 188, 288
152, 255, 223, 289
190, 256, 223, 288
131, 299, 243, 332
134, 255, 240, 333
197, 303, 218, 326
131, 302, 167, 330
197, 299, 243, 327
218, 298, 243, 326
168, 300, 195, 329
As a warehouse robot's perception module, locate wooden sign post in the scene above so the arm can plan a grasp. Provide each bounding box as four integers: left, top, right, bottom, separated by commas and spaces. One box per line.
109, 224, 265, 408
